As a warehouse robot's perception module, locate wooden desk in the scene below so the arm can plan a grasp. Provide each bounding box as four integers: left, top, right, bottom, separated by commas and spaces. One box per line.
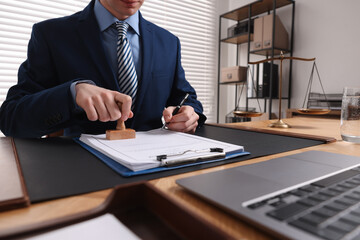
1, 117, 360, 239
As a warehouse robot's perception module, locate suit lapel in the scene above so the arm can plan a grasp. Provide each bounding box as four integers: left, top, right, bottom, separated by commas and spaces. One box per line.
76, 1, 118, 90
133, 13, 153, 114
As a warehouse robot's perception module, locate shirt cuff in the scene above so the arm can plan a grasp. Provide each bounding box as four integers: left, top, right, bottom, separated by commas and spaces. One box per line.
70, 80, 96, 110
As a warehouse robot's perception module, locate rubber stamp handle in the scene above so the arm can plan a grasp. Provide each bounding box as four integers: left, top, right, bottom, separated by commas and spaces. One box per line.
116, 120, 126, 130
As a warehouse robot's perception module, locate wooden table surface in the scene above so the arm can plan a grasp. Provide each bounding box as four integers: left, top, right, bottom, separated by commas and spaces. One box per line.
1, 117, 360, 239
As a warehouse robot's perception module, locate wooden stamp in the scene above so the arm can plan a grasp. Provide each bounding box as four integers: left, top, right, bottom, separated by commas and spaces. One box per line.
106, 119, 136, 140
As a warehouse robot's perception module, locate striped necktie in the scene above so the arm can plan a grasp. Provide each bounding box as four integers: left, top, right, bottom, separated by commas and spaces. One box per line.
115, 21, 138, 106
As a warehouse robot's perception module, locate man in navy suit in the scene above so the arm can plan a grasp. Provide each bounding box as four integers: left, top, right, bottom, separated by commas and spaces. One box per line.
0, 0, 206, 138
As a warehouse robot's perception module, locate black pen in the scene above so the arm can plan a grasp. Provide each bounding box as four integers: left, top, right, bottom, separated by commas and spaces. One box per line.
162, 93, 189, 129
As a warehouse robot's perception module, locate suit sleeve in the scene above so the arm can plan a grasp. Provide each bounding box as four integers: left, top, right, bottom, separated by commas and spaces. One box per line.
0, 24, 81, 138
168, 37, 207, 127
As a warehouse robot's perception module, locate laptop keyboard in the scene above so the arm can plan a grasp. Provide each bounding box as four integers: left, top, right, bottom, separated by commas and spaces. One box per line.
248, 167, 360, 240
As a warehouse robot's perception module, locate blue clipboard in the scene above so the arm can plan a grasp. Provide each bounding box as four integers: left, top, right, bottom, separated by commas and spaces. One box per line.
74, 138, 250, 177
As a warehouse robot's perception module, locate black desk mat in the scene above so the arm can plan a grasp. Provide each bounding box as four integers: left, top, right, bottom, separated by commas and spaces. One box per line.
14, 125, 324, 203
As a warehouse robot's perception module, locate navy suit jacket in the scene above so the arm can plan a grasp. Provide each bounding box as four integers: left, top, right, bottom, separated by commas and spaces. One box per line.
0, 1, 206, 137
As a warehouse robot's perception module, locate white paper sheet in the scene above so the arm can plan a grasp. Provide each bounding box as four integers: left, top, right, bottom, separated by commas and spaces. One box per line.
79, 128, 244, 171
27, 214, 140, 240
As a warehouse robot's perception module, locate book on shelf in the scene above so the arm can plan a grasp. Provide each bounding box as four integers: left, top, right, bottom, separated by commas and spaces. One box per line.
308, 92, 342, 101
248, 62, 278, 98
307, 92, 342, 110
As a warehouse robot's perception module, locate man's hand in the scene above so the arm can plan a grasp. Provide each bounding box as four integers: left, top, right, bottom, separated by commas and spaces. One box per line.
75, 83, 133, 122
163, 105, 199, 133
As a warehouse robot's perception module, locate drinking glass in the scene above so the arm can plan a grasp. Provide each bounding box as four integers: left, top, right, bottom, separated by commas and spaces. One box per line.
340, 87, 360, 143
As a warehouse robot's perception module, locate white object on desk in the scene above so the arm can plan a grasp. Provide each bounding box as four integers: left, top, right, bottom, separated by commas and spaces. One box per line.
26, 214, 140, 240
79, 128, 244, 171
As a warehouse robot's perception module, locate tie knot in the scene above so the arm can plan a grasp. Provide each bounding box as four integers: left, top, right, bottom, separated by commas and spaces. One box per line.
115, 21, 129, 38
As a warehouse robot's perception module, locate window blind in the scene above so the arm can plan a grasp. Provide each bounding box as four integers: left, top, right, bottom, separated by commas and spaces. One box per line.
0, 0, 89, 106
141, 0, 217, 122
0, 0, 217, 122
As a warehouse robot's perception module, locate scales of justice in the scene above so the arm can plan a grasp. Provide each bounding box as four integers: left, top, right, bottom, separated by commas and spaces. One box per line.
234, 52, 330, 128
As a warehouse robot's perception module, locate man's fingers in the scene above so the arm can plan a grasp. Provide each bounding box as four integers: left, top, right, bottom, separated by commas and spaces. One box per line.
182, 121, 198, 133
104, 97, 121, 121
163, 107, 176, 122
92, 95, 111, 122
167, 115, 197, 131
115, 94, 133, 121
84, 104, 98, 121
169, 106, 198, 122
76, 83, 134, 122
165, 106, 199, 133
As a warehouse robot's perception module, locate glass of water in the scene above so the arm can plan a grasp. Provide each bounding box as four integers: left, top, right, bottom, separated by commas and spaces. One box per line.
340, 87, 360, 143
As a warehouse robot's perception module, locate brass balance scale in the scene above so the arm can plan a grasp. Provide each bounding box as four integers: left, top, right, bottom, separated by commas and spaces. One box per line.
233, 52, 330, 128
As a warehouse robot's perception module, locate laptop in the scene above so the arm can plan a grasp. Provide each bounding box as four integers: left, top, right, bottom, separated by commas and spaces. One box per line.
176, 151, 360, 240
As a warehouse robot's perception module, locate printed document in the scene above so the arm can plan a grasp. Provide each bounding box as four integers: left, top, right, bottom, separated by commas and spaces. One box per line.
79, 128, 244, 171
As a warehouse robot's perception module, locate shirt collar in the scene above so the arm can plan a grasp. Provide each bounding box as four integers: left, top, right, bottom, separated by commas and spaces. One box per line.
94, 0, 140, 35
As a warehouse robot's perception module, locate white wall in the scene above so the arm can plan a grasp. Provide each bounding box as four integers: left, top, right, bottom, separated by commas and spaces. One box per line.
290, 0, 360, 108
218, 0, 360, 122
